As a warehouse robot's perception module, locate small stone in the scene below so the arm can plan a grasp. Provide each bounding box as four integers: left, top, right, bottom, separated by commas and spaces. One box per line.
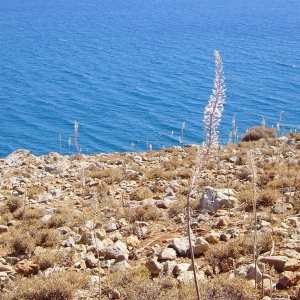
146, 257, 163, 276
193, 237, 210, 255
126, 235, 140, 248
95, 228, 107, 240
283, 258, 300, 272
40, 214, 53, 223
0, 264, 13, 272
158, 247, 177, 261
104, 223, 118, 233
85, 252, 98, 268
214, 216, 230, 227
0, 225, 8, 234
205, 231, 220, 244
5, 257, 18, 265
85, 220, 95, 230
111, 289, 121, 299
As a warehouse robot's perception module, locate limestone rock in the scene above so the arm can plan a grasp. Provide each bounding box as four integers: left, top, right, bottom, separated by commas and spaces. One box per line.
177, 270, 205, 285
105, 240, 129, 260
283, 258, 300, 272
146, 257, 163, 275
0, 225, 8, 234
85, 251, 98, 268
235, 264, 262, 282
193, 237, 210, 255
0, 264, 13, 272
205, 231, 220, 244
158, 247, 177, 261
277, 271, 300, 288
15, 260, 39, 276
172, 237, 190, 256
259, 256, 289, 272
110, 260, 131, 273
126, 235, 140, 248
200, 186, 238, 211
104, 223, 118, 233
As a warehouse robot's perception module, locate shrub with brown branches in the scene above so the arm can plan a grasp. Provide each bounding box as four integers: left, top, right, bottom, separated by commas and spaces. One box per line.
241, 126, 276, 142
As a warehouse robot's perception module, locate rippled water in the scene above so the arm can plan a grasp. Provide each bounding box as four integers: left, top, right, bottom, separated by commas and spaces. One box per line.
0, 0, 299, 157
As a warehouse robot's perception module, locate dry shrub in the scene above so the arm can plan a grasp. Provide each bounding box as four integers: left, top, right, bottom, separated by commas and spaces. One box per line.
144, 167, 165, 181
288, 132, 300, 141
235, 154, 248, 166
104, 266, 178, 300
13, 207, 47, 221
201, 273, 259, 300
144, 205, 163, 220
32, 249, 57, 270
3, 271, 89, 300
238, 186, 280, 210
176, 169, 192, 179
34, 228, 63, 248
168, 200, 185, 218
163, 156, 185, 171
86, 167, 123, 184
129, 186, 153, 201
27, 186, 44, 199
257, 188, 281, 207
241, 126, 276, 142
46, 208, 84, 228
205, 232, 272, 271
123, 205, 162, 223
6, 197, 23, 213
8, 229, 36, 255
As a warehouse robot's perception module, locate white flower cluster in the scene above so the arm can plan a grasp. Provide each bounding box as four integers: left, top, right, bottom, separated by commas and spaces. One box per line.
203, 50, 226, 149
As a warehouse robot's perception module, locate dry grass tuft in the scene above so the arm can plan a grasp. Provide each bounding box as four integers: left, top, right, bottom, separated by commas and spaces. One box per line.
104, 266, 179, 299
2, 271, 89, 300
205, 232, 272, 271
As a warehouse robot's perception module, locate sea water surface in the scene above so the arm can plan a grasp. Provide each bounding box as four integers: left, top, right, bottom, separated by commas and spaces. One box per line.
0, 0, 299, 157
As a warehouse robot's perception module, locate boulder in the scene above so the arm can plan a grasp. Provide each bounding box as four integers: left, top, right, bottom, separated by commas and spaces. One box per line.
259, 256, 289, 272
200, 187, 238, 211
105, 240, 129, 260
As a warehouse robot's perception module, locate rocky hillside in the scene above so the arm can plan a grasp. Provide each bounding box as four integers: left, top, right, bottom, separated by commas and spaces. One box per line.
0, 134, 300, 299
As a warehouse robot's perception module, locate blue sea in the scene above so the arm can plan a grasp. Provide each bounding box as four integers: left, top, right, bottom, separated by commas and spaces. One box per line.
0, 0, 299, 157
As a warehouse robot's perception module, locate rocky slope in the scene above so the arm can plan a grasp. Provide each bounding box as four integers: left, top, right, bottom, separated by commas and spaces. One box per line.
0, 134, 300, 299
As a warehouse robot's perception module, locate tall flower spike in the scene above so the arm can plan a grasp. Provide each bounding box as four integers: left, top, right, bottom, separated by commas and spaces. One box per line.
187, 51, 226, 300
203, 50, 226, 149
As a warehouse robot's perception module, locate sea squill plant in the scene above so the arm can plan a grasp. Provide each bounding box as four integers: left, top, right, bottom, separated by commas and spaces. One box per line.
187, 50, 226, 300
247, 149, 258, 289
